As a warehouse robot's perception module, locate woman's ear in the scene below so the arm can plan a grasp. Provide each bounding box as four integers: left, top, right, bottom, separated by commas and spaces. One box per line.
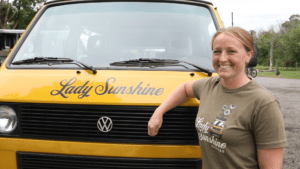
246, 50, 254, 63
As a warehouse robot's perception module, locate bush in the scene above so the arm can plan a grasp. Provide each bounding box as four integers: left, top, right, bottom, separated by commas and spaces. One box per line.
285, 60, 292, 68
276, 65, 280, 76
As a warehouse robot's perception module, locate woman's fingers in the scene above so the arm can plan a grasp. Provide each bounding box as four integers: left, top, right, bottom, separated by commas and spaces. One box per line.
148, 124, 159, 136
148, 116, 162, 136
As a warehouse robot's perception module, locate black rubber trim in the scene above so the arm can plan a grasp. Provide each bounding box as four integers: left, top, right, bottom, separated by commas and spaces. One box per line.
45, 0, 213, 6
17, 151, 202, 169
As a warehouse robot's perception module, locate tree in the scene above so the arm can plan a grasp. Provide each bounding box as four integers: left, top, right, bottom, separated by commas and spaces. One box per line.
256, 20, 290, 68
283, 24, 300, 66
0, 1, 18, 29
256, 33, 271, 66
258, 26, 281, 70
282, 14, 300, 34
0, 0, 45, 29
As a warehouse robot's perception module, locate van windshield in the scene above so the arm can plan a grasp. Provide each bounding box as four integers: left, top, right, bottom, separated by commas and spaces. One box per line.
12, 2, 217, 70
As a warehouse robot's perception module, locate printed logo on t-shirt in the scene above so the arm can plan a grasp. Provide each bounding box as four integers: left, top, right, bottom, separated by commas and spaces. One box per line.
195, 104, 236, 153
210, 104, 236, 139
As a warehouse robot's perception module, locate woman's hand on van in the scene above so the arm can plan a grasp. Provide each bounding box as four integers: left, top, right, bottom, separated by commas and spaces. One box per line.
148, 113, 163, 136
147, 81, 196, 136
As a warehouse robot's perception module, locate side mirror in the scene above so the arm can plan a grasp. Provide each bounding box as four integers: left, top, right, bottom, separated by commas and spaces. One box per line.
247, 42, 258, 68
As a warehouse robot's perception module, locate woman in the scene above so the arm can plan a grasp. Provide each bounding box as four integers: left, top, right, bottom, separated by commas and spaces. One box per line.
148, 27, 287, 169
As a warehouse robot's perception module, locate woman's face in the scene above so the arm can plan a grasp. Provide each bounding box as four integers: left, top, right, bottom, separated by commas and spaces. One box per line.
212, 33, 252, 81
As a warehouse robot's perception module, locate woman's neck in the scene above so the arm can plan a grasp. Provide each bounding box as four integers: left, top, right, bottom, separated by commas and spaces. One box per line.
220, 74, 251, 89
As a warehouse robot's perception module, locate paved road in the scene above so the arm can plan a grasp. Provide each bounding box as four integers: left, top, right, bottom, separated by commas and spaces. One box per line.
253, 77, 300, 169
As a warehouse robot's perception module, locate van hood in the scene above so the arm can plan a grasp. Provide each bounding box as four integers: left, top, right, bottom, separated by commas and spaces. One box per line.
0, 69, 212, 106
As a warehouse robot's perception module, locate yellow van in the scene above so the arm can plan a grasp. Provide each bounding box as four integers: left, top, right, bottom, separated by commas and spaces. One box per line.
0, 0, 223, 168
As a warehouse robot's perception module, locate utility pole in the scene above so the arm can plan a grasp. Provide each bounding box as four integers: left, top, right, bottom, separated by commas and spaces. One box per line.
17, 0, 20, 29
232, 12, 233, 27
249, 30, 255, 40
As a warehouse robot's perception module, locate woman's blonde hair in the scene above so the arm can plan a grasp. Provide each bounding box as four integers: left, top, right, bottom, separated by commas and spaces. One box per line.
211, 27, 255, 53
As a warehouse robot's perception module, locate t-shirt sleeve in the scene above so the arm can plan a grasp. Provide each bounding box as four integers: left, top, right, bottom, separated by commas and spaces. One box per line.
192, 77, 210, 100
253, 100, 287, 149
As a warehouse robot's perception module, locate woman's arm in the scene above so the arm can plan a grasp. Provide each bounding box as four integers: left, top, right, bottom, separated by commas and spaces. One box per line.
257, 147, 284, 169
148, 81, 196, 136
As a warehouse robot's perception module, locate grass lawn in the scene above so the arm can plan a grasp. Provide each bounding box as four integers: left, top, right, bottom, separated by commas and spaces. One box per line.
257, 71, 300, 79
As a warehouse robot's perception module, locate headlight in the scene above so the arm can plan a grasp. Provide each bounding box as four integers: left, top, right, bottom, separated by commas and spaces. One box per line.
0, 106, 17, 133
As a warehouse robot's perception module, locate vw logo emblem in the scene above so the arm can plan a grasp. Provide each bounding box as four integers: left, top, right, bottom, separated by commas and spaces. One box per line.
97, 116, 113, 132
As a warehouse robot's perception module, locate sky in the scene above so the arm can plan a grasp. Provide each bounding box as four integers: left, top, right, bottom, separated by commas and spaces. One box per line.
212, 0, 300, 32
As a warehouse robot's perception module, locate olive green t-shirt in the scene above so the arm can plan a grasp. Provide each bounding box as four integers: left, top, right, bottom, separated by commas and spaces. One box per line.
192, 76, 287, 169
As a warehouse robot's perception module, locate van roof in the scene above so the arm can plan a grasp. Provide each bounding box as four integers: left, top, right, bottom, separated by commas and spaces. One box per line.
45, 0, 213, 6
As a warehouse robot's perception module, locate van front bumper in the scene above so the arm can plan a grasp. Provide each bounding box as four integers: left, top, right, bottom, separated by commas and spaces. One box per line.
0, 137, 202, 169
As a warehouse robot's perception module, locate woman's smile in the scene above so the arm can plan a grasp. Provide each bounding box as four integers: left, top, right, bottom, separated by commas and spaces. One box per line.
219, 65, 232, 69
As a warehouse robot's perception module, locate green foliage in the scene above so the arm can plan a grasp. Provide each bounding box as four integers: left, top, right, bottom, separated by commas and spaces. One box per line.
0, 2, 18, 28
256, 35, 270, 66
1, 3, 18, 19
256, 14, 300, 68
256, 32, 283, 67
282, 14, 300, 33
283, 24, 300, 66
1, 0, 45, 29
8, 6, 38, 29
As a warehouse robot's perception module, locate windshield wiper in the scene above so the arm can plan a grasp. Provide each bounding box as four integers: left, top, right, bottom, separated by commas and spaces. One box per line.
110, 58, 213, 76
12, 57, 97, 74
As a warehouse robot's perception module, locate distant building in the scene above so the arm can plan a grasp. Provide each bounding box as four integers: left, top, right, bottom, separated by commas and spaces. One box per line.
0, 29, 25, 62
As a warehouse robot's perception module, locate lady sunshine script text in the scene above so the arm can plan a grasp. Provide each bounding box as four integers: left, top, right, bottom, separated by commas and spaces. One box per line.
50, 77, 164, 99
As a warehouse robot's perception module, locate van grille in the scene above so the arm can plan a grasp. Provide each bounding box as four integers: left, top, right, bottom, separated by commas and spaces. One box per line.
17, 152, 202, 169
20, 104, 199, 145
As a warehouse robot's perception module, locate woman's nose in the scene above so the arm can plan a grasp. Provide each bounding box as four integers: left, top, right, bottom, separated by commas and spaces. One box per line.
219, 52, 228, 62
